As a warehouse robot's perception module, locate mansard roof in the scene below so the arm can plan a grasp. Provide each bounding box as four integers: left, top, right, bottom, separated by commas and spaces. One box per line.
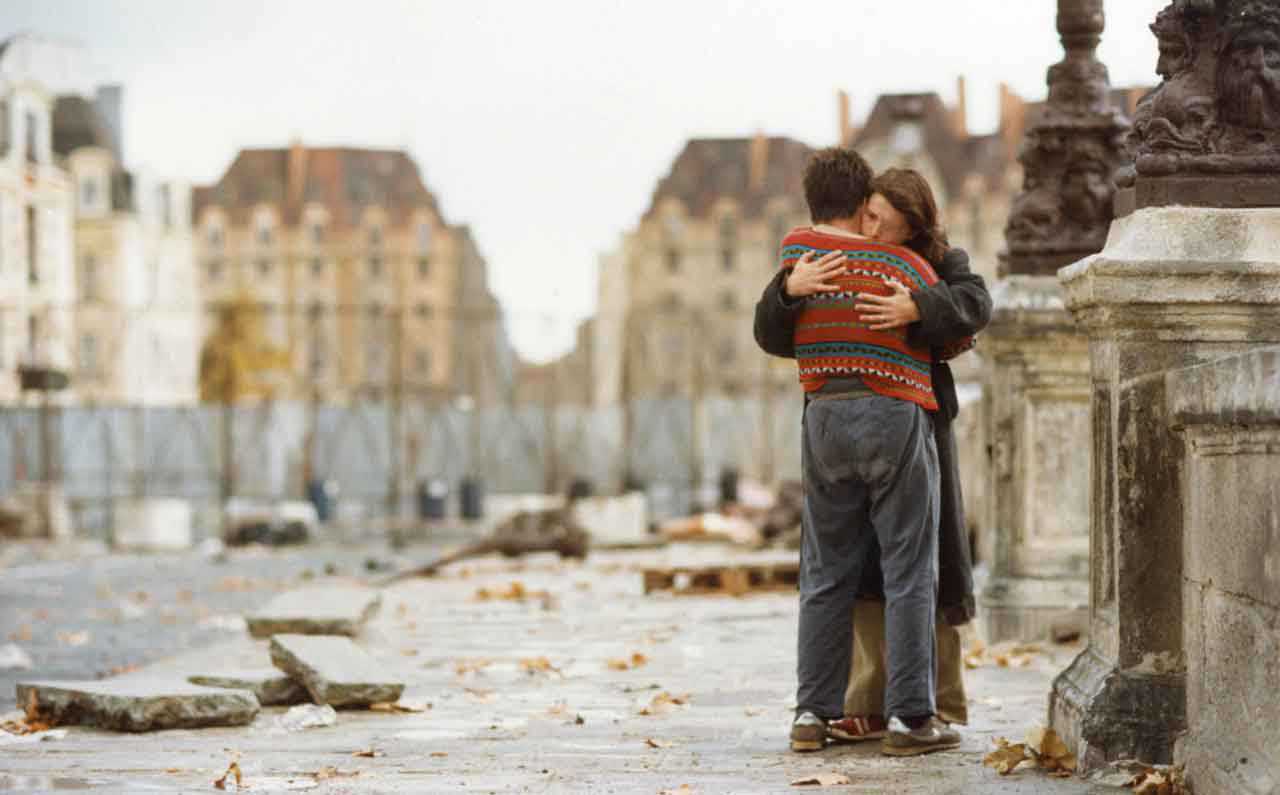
643, 136, 813, 221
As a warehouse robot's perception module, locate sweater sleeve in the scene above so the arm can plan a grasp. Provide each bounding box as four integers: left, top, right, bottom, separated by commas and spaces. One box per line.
753, 267, 800, 359
906, 247, 993, 350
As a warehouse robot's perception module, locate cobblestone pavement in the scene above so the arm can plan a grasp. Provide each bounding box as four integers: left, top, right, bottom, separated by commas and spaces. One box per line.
1, 543, 1129, 794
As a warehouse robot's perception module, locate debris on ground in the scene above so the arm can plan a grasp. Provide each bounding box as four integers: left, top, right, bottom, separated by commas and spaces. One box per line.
212, 756, 243, 790
277, 704, 338, 732
245, 586, 382, 638
310, 766, 358, 781
642, 561, 798, 596
519, 656, 561, 675
659, 513, 761, 546
638, 691, 690, 716
644, 737, 674, 749
606, 652, 649, 671
383, 505, 590, 584
472, 581, 551, 603
791, 772, 853, 787
269, 634, 405, 707
369, 699, 430, 713
964, 639, 1045, 669
982, 726, 1076, 778
1125, 765, 1191, 794
15, 679, 258, 732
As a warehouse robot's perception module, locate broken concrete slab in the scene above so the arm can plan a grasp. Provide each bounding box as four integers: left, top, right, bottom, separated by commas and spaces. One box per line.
187, 669, 308, 706
245, 586, 382, 638
268, 635, 403, 708
16, 678, 259, 732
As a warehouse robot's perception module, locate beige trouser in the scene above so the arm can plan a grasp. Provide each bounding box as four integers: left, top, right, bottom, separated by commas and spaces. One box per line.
843, 598, 968, 724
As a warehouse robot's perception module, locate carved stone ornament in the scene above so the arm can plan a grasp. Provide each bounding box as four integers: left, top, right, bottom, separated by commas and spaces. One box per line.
1002, 0, 1131, 277
1129, 0, 1280, 207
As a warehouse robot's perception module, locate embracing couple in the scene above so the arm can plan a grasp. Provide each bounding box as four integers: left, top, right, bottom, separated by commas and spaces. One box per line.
753, 148, 991, 756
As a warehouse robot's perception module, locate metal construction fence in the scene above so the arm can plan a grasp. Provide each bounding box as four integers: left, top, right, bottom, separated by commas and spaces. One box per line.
0, 394, 805, 541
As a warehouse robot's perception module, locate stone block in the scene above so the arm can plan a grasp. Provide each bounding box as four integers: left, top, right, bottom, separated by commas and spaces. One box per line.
187, 669, 308, 706
113, 498, 192, 551
569, 493, 648, 546
268, 635, 403, 708
245, 586, 381, 638
15, 678, 259, 732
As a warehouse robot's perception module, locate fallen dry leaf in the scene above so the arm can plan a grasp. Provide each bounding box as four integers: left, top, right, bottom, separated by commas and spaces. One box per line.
369, 700, 429, 713
658, 786, 695, 795
607, 652, 650, 671
352, 748, 384, 758
983, 737, 1032, 775
520, 656, 560, 674
639, 691, 690, 716
454, 658, 493, 676
473, 581, 552, 603
8, 625, 33, 643
791, 773, 852, 787
1026, 726, 1076, 773
312, 766, 358, 781
547, 701, 570, 717
56, 630, 89, 647
430, 751, 448, 758
212, 759, 242, 790
465, 687, 496, 704
1127, 765, 1189, 795
645, 737, 674, 749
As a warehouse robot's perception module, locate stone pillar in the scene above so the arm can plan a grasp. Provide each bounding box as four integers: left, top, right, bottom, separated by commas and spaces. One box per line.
978, 0, 1128, 643
1050, 0, 1280, 776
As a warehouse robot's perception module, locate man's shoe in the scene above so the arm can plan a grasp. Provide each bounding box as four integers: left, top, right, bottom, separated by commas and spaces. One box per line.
790, 712, 827, 752
881, 716, 961, 756
828, 714, 888, 742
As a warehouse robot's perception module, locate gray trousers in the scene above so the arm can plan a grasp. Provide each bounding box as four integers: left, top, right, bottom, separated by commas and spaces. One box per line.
795, 394, 940, 720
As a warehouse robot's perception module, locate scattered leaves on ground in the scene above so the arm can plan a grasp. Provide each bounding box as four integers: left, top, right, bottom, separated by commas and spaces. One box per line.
8, 625, 33, 643
352, 748, 384, 758
311, 766, 358, 781
965, 640, 1044, 669
644, 737, 674, 749
212, 758, 243, 790
607, 652, 650, 671
791, 772, 852, 787
983, 727, 1076, 778
56, 630, 89, 647
1127, 765, 1190, 794
473, 581, 551, 603
454, 658, 493, 676
658, 786, 696, 795
369, 700, 429, 713
465, 687, 496, 704
547, 701, 570, 717
520, 656, 561, 675
1, 691, 57, 736
638, 691, 690, 716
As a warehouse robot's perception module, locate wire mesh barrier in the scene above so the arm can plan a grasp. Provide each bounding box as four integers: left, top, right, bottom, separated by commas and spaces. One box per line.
0, 302, 810, 541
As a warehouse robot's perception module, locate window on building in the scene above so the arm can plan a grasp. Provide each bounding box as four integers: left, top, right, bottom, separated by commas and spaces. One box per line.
720, 290, 737, 312
417, 256, 430, 279
26, 205, 37, 285
719, 215, 737, 271
309, 334, 324, 378
157, 184, 173, 229
311, 257, 324, 277
257, 258, 272, 277
720, 338, 736, 364
969, 201, 984, 255
368, 225, 383, 247
27, 315, 39, 359
414, 302, 431, 319
368, 256, 382, 279
80, 333, 97, 374
769, 213, 790, 254
207, 259, 223, 281
24, 111, 38, 165
415, 347, 431, 375
309, 223, 324, 245
207, 223, 223, 249
665, 246, 680, 273
256, 220, 272, 246
416, 222, 432, 252
82, 254, 98, 301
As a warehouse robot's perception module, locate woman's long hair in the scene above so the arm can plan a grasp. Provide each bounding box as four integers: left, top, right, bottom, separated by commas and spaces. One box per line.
869, 168, 950, 265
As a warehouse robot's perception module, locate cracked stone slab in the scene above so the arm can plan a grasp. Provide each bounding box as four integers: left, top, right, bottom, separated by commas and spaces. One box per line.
187, 669, 308, 706
15, 678, 259, 732
269, 635, 404, 708
245, 586, 382, 638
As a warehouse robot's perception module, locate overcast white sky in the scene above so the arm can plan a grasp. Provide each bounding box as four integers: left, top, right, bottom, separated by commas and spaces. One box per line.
3, 0, 1167, 361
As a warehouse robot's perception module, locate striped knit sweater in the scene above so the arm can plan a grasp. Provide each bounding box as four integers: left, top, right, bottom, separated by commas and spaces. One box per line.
781, 228, 945, 412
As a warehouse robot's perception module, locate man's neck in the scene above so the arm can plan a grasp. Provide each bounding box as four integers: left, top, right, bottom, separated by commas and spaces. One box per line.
813, 216, 865, 239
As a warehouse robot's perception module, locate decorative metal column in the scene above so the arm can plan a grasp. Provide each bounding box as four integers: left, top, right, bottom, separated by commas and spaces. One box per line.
1053, 0, 1280, 778
978, 0, 1130, 644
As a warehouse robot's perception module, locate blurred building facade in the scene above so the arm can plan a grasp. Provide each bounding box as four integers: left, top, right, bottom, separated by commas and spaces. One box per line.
0, 35, 79, 400
192, 143, 513, 405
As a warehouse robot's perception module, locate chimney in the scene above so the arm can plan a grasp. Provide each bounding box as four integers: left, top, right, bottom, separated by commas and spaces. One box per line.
94, 85, 123, 162
287, 138, 308, 210
749, 130, 769, 191
838, 90, 853, 146
999, 83, 1026, 162
953, 76, 968, 137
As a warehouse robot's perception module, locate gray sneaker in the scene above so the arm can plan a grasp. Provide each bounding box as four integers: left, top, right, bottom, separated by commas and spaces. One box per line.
790, 711, 827, 752
881, 716, 961, 756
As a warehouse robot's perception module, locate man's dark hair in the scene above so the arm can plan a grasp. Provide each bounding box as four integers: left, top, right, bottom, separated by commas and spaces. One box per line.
803, 147, 873, 224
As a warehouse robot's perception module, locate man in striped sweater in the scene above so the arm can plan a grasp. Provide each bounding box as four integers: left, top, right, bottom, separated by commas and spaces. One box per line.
763, 148, 960, 757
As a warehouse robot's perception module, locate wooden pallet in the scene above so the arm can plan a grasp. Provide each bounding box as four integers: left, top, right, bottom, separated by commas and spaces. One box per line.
641, 561, 800, 596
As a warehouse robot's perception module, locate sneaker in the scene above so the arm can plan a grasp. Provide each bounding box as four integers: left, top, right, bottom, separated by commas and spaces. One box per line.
828, 714, 888, 742
790, 711, 827, 752
881, 716, 961, 756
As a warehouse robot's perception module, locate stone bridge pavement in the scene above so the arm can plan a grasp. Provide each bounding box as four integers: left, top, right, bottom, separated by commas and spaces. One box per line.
1, 546, 1132, 793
